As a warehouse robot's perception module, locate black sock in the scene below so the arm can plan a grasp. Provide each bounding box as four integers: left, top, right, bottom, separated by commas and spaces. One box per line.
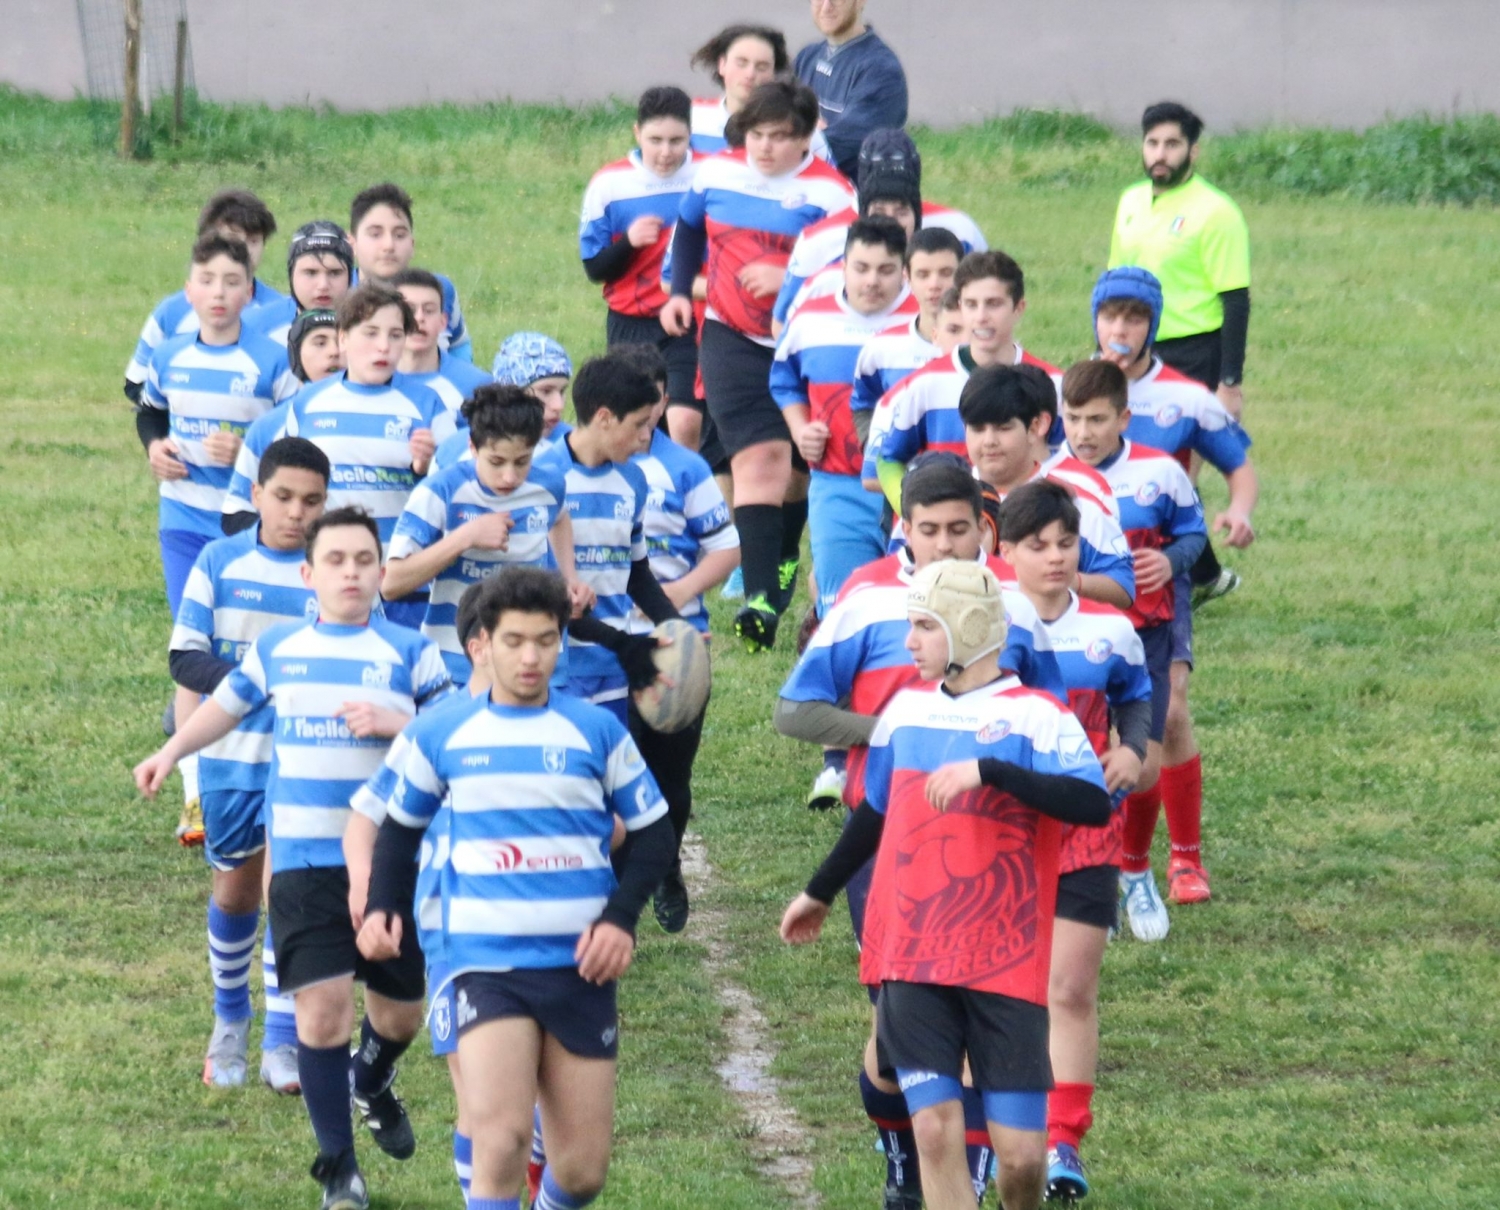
823, 749, 848, 773
1190, 538, 1222, 587
351, 1017, 412, 1098
780, 497, 808, 566
734, 504, 783, 604
298, 1042, 355, 1160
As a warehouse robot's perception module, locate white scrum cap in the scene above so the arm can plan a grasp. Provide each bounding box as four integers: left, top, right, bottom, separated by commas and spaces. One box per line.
906, 558, 1007, 672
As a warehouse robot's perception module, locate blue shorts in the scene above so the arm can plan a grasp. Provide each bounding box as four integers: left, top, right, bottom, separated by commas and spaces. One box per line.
428, 963, 457, 1057
1138, 622, 1172, 743
454, 967, 618, 1060
807, 471, 886, 617
202, 788, 266, 871
160, 528, 212, 620
1171, 575, 1194, 668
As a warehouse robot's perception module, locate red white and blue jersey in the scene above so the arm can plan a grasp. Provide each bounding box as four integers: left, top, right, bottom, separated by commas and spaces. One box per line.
126, 279, 284, 388
1002, 465, 1134, 604
628, 430, 739, 635
852, 315, 939, 421
361, 689, 667, 976
875, 345, 1061, 470
1041, 593, 1151, 874
579, 151, 702, 318
675, 149, 854, 345
404, 354, 495, 419
143, 333, 299, 538
214, 616, 452, 873
1042, 454, 1120, 521
1125, 357, 1252, 475
769, 287, 918, 477
689, 96, 834, 160
1057, 439, 1205, 629
170, 529, 316, 795
772, 202, 988, 326
859, 675, 1105, 1000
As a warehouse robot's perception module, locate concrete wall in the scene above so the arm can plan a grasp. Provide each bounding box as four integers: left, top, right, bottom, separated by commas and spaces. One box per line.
7, 0, 1498, 130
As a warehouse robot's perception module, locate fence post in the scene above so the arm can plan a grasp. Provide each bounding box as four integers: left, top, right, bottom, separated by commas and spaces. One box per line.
173, 17, 187, 138
121, 0, 142, 157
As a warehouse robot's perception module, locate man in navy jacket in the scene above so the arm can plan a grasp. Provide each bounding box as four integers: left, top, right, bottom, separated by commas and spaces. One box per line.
794, 1, 909, 178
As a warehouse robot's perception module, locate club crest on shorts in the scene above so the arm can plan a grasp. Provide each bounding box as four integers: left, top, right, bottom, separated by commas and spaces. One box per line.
543, 746, 567, 775
977, 718, 1011, 744
433, 995, 452, 1042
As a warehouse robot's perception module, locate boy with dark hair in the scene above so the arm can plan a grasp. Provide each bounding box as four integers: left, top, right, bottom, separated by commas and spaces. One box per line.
662, 78, 856, 654
349, 183, 472, 362
689, 23, 834, 161
170, 436, 330, 1092
245, 220, 354, 347
355, 565, 674, 1210
1056, 359, 1207, 942
997, 479, 1152, 1200
390, 267, 493, 416
136, 506, 453, 1210
781, 556, 1109, 1210
124, 189, 283, 402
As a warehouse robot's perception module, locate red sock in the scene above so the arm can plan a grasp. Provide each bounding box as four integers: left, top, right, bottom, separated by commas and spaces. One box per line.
1120, 784, 1162, 873
1161, 755, 1204, 865
1047, 1082, 1095, 1149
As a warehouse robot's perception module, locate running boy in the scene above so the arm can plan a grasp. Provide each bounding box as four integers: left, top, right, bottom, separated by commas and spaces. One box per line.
432, 332, 575, 475
244, 220, 353, 346
390, 267, 493, 416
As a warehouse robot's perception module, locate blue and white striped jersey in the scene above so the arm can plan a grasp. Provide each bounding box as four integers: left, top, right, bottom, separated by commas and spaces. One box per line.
349, 269, 471, 361
170, 529, 316, 793
242, 295, 296, 347
143, 333, 299, 537
213, 616, 452, 873
372, 689, 668, 973
125, 280, 285, 388
222, 399, 294, 523
388, 459, 568, 683
628, 430, 738, 634
404, 354, 494, 418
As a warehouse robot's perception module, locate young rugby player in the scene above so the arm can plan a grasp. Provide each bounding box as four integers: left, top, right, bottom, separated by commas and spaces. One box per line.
997, 479, 1153, 1200
135, 507, 453, 1210
244, 221, 353, 347
432, 332, 576, 475
357, 566, 675, 1210
390, 267, 494, 416
661, 79, 856, 653
782, 558, 1109, 1210
124, 189, 282, 403
1055, 360, 1207, 941
688, 23, 831, 161
349, 183, 472, 361
170, 436, 331, 1093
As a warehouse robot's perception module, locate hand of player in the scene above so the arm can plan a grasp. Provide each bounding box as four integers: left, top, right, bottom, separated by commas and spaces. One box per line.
461, 510, 515, 552
1215, 383, 1244, 421
1100, 745, 1143, 796
924, 759, 982, 811
1132, 548, 1173, 595
626, 215, 665, 249
779, 893, 829, 944
356, 910, 402, 962
567, 577, 596, 618
201, 430, 243, 466
1212, 508, 1256, 549
409, 429, 437, 476
660, 296, 695, 337
336, 702, 413, 739
133, 749, 177, 797
146, 438, 189, 482
793, 420, 830, 466
347, 869, 370, 932
737, 262, 785, 299
575, 920, 635, 984
617, 633, 673, 693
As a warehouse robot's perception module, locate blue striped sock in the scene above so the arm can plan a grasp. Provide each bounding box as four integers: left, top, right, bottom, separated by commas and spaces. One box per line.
453, 1130, 472, 1201
260, 927, 298, 1049
207, 902, 258, 1021
530, 1103, 547, 1167
534, 1167, 595, 1210
465, 1199, 519, 1210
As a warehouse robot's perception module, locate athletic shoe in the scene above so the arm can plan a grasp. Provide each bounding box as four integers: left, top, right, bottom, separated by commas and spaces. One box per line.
794, 605, 820, 656
202, 1016, 250, 1087
310, 1153, 368, 1210
352, 1069, 416, 1160
1046, 1143, 1089, 1200
719, 566, 745, 601
176, 798, 205, 847
1167, 859, 1212, 904
774, 558, 801, 613
260, 1043, 302, 1095
653, 868, 690, 934
734, 597, 779, 654
882, 1187, 923, 1210
1119, 870, 1170, 942
1191, 567, 1241, 610
806, 766, 846, 812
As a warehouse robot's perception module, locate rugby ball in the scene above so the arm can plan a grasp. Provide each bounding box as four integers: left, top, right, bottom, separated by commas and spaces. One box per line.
632, 619, 711, 733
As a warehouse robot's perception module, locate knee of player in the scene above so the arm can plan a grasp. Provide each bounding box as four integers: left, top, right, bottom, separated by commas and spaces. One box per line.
545, 1154, 609, 1203
997, 1151, 1047, 1198
470, 1118, 532, 1170
909, 1099, 964, 1157
1048, 967, 1099, 1016
992, 1131, 1047, 1187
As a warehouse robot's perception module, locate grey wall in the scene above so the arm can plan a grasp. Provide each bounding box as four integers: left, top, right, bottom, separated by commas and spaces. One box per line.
8, 0, 1498, 130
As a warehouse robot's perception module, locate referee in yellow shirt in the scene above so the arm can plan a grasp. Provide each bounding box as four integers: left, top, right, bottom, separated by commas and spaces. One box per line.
1110, 100, 1249, 602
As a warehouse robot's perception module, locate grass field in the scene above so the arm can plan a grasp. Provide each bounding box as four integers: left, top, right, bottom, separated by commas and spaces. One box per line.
1, 93, 1498, 1209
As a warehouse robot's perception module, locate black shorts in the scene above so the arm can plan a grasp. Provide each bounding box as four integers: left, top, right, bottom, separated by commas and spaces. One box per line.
1139, 622, 1173, 743
1055, 863, 1120, 931
1155, 329, 1221, 392
698, 318, 806, 469
605, 309, 700, 407
1171, 575, 1195, 668
876, 981, 1052, 1093
268, 866, 425, 1001
454, 967, 618, 1059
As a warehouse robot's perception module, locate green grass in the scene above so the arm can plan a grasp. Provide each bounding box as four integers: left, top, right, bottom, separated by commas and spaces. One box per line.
1, 91, 1499, 1209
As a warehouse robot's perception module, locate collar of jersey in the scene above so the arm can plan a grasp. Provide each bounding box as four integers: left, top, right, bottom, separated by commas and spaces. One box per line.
483, 694, 554, 718
253, 528, 306, 560
193, 333, 244, 353
939, 672, 1020, 699
336, 371, 399, 395
312, 618, 371, 635
1088, 438, 1130, 473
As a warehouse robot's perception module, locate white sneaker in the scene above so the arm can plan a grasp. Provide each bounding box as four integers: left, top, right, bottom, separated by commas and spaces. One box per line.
202, 1016, 250, 1087
259, 1042, 301, 1095
1119, 870, 1170, 942
806, 765, 846, 811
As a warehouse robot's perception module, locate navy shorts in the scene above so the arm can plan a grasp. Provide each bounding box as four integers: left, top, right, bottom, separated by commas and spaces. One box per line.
1171, 575, 1195, 668
1139, 622, 1173, 742
1055, 863, 1120, 931
605, 309, 700, 408
454, 967, 619, 1060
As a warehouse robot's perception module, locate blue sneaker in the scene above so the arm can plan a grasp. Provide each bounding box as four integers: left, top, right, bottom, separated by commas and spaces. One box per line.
720, 566, 744, 601
1046, 1143, 1089, 1200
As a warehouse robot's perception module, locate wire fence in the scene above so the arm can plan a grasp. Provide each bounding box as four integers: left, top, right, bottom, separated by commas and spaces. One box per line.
75, 0, 194, 106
